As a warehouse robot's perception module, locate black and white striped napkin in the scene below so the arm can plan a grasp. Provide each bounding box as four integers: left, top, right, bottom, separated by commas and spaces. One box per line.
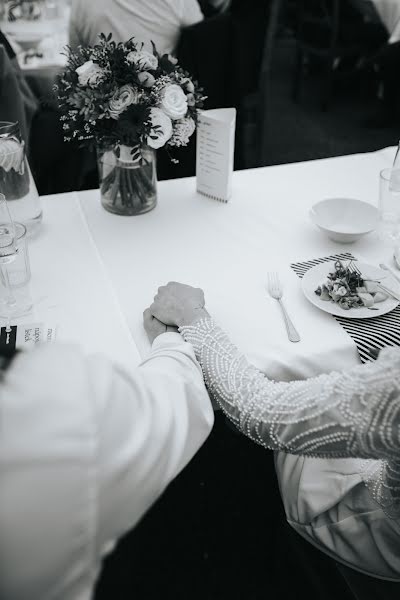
290, 252, 400, 363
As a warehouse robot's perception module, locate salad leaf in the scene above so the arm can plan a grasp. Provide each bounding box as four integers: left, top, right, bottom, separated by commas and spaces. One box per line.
314, 261, 387, 310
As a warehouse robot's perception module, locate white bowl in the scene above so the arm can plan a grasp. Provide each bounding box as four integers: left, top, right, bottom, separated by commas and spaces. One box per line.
309, 197, 379, 243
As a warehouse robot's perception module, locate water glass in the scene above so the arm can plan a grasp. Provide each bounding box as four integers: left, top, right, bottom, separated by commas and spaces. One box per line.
0, 121, 42, 235
378, 168, 400, 246
0, 222, 32, 319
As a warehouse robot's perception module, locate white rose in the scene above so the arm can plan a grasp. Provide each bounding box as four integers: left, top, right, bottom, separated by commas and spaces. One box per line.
181, 77, 195, 93
137, 72, 156, 88
160, 84, 188, 120
109, 84, 140, 119
126, 50, 158, 71
146, 108, 173, 149
76, 60, 104, 87
170, 117, 196, 147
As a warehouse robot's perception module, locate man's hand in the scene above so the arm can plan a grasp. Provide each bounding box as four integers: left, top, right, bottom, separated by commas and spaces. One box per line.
150, 282, 209, 327
143, 308, 178, 344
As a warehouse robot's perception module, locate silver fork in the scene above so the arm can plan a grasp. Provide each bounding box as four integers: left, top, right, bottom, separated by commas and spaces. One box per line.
267, 272, 300, 342
348, 261, 400, 301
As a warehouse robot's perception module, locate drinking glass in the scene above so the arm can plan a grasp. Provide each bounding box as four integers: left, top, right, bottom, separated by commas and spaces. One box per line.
0, 204, 32, 322
378, 168, 400, 247
0, 121, 42, 235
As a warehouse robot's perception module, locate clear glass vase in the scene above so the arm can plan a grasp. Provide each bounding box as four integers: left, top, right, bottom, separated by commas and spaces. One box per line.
97, 145, 157, 216
0, 122, 42, 235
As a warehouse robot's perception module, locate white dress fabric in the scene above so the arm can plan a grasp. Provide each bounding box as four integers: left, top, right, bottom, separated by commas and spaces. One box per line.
180, 318, 400, 581
69, 0, 203, 55
0, 333, 214, 600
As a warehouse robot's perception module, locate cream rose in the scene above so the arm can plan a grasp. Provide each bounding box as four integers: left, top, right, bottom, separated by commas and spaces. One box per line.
137, 72, 156, 88
75, 60, 105, 87
160, 84, 188, 120
146, 108, 173, 149
170, 117, 196, 147
109, 84, 139, 119
181, 77, 195, 93
126, 50, 158, 71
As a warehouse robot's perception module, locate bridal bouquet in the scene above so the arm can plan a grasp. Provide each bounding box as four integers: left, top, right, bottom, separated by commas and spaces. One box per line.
54, 33, 205, 215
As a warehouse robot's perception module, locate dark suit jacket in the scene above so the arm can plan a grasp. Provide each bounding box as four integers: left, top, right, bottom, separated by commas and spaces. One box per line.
177, 4, 270, 110
0, 42, 38, 145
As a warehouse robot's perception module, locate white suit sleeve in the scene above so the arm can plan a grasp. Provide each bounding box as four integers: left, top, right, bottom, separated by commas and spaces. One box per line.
68, 0, 85, 50
0, 334, 213, 600
93, 332, 214, 552
180, 0, 204, 26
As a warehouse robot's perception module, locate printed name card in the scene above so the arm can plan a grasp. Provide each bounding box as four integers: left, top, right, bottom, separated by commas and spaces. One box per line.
0, 322, 57, 356
196, 108, 236, 202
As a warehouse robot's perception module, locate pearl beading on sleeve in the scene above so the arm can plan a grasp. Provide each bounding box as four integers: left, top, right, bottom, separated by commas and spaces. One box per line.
179, 318, 400, 518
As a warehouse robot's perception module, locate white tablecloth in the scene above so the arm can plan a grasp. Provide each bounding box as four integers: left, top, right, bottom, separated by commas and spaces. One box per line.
371, 0, 400, 43
13, 147, 396, 381
69, 146, 397, 382
26, 192, 141, 371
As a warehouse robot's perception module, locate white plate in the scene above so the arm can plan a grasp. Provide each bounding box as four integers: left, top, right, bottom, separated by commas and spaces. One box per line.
301, 261, 400, 319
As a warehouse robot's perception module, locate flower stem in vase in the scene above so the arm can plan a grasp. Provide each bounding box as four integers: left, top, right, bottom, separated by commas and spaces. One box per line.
125, 168, 140, 210
134, 162, 155, 207
129, 167, 146, 210
111, 167, 123, 207
98, 146, 157, 215
100, 165, 116, 200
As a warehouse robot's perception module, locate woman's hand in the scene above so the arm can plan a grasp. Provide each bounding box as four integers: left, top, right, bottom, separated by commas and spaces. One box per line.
150, 282, 209, 327
143, 308, 178, 344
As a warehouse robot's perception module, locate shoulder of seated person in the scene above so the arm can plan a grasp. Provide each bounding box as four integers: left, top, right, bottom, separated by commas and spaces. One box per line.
5, 343, 90, 383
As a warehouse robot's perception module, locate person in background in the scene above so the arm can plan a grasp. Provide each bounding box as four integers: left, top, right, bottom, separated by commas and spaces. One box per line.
366, 40, 400, 128
0, 27, 90, 195
199, 0, 231, 17
149, 281, 400, 584
0, 29, 38, 146
0, 311, 214, 600
69, 0, 204, 56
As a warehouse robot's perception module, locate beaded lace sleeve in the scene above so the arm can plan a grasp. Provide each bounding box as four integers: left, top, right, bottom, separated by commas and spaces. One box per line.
179, 318, 400, 517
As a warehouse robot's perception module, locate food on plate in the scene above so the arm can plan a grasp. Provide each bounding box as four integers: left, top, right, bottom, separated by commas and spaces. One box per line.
314, 260, 388, 310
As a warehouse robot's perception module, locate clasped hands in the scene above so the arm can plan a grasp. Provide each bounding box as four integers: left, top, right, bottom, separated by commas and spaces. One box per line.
143, 282, 209, 343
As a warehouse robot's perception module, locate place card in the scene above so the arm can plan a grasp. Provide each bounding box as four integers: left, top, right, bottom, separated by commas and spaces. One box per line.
196, 108, 236, 202
0, 322, 57, 357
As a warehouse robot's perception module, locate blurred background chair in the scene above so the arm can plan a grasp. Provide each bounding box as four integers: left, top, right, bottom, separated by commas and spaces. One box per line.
292, 0, 388, 110
175, 0, 278, 175
245, 0, 284, 167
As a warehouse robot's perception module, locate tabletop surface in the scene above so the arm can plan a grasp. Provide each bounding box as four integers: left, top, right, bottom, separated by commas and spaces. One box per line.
24, 146, 398, 381
27, 192, 141, 371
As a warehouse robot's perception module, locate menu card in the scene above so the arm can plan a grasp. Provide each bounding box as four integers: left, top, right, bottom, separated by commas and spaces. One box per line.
0, 322, 57, 357
196, 108, 236, 202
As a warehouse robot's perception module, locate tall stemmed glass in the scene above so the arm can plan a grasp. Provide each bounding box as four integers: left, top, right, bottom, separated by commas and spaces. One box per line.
0, 193, 18, 331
